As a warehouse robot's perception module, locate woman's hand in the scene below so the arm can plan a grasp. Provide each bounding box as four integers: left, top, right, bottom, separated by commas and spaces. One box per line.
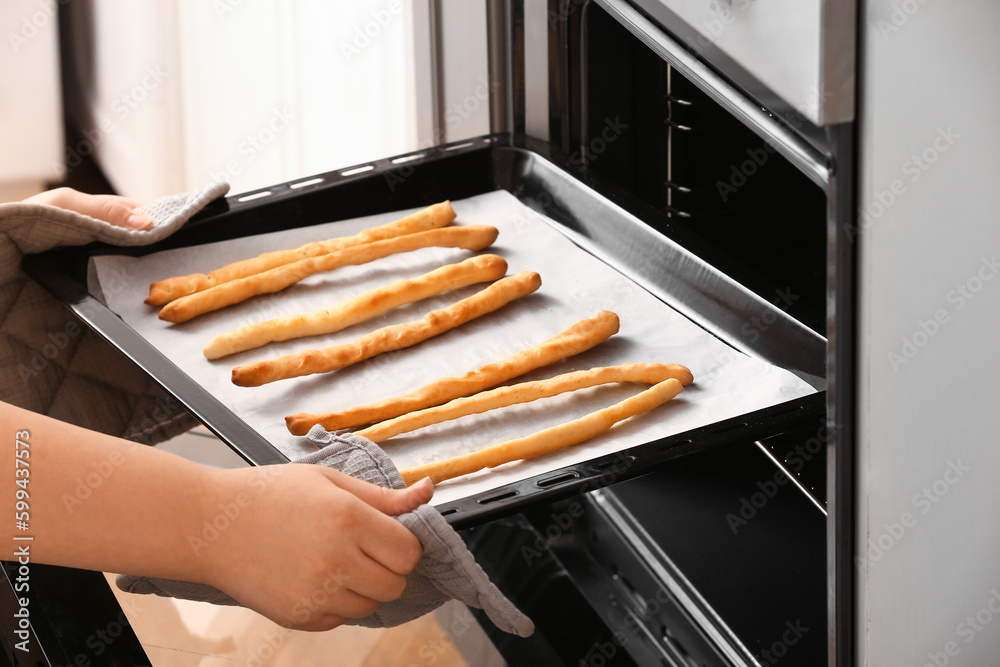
24, 186, 153, 230
202, 465, 433, 630
1, 401, 432, 632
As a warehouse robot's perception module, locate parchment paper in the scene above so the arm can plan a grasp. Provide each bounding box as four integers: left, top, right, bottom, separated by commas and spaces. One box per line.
92, 191, 817, 505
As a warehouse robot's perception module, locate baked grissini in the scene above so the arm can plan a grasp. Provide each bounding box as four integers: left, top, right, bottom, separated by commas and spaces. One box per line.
158, 225, 498, 323
202, 254, 508, 360
284, 310, 621, 435
145, 200, 456, 306
397, 377, 685, 485
357, 362, 693, 443
231, 271, 542, 387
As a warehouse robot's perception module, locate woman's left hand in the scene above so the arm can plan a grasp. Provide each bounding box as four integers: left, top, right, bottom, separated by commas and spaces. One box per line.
24, 186, 153, 230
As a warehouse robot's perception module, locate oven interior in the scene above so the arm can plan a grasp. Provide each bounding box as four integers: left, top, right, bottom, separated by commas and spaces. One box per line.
578, 6, 827, 335
462, 4, 829, 666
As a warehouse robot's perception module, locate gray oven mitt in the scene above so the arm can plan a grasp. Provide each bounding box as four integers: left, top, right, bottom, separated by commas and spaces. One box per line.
116, 427, 535, 637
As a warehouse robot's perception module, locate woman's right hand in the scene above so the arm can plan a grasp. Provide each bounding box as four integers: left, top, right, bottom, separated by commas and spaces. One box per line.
201, 464, 432, 630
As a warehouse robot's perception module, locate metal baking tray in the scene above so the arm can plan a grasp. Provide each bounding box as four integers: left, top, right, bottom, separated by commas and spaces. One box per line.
23, 133, 826, 528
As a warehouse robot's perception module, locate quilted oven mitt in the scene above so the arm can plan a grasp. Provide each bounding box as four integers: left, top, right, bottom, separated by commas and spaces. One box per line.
117, 427, 535, 637
0, 182, 229, 445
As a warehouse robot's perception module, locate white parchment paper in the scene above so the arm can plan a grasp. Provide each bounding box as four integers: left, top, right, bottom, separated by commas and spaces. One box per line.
92, 191, 817, 505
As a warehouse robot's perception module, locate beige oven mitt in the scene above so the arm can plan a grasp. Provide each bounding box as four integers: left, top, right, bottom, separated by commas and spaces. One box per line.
0, 182, 229, 444
116, 427, 535, 637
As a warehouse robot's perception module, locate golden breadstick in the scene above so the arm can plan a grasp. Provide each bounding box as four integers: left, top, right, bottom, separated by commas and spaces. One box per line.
398, 377, 684, 485
285, 310, 621, 435
358, 363, 693, 443
146, 201, 456, 305
203, 254, 508, 359
159, 225, 498, 323
232, 271, 541, 387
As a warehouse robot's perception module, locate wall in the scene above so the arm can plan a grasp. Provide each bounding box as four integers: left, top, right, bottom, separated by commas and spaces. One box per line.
0, 0, 64, 199
856, 0, 1000, 664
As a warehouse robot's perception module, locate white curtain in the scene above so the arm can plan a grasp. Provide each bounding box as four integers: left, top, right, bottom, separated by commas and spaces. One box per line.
64, 1, 418, 199
0, 0, 64, 198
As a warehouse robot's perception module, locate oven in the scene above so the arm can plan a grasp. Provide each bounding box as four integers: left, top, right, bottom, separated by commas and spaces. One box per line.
11, 0, 861, 665
462, 1, 855, 665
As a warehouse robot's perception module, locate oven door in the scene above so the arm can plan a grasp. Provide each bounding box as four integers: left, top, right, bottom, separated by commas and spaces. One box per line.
628, 0, 856, 126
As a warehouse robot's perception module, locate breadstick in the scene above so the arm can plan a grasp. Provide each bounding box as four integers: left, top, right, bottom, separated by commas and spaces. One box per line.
398, 377, 684, 485
232, 271, 541, 387
146, 201, 456, 305
203, 254, 508, 359
285, 310, 620, 435
159, 225, 498, 323
357, 363, 693, 443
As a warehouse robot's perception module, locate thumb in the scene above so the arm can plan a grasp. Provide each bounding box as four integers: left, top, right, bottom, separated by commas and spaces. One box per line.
321, 468, 434, 515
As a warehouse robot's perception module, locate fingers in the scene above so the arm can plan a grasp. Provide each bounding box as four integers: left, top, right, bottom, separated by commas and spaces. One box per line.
211, 465, 432, 631
322, 468, 433, 516
358, 519, 423, 582
25, 187, 153, 230
327, 587, 384, 619
84, 193, 153, 230
337, 547, 410, 603
308, 469, 429, 576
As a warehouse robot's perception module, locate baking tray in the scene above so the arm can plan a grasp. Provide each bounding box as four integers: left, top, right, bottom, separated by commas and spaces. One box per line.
23, 133, 826, 528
